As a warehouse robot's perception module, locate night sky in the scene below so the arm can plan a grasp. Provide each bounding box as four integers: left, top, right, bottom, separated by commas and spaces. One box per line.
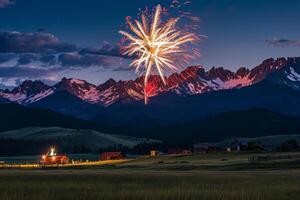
0, 0, 299, 88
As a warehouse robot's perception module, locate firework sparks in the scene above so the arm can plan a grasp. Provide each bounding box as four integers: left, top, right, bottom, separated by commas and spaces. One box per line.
119, 4, 198, 104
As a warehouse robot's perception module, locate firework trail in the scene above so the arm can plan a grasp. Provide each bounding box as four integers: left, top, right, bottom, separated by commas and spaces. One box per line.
119, 3, 199, 104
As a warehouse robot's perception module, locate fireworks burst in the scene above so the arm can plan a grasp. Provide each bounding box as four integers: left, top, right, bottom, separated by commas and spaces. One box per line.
119, 4, 198, 104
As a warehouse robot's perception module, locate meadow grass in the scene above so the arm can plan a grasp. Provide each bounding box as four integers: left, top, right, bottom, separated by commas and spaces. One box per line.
0, 170, 299, 200
0, 153, 300, 200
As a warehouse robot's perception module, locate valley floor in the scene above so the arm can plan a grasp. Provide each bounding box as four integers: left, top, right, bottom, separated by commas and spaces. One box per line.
0, 152, 300, 200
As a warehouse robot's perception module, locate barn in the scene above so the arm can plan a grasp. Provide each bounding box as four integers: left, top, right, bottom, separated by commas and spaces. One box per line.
101, 152, 125, 161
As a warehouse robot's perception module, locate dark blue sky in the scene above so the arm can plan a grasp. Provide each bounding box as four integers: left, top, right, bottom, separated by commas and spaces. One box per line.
0, 0, 299, 88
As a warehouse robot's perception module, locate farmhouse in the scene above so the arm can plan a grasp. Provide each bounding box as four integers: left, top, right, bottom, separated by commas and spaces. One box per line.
101, 152, 124, 161
40, 147, 69, 165
150, 150, 160, 156
227, 140, 248, 152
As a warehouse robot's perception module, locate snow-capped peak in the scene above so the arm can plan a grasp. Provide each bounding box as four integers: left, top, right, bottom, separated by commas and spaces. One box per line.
0, 57, 299, 106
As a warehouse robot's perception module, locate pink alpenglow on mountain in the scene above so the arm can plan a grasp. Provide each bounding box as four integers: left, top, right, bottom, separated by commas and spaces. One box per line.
0, 57, 298, 106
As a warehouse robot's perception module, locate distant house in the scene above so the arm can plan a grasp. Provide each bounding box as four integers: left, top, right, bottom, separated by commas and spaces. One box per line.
101, 152, 124, 161
228, 139, 248, 152
193, 143, 219, 153
168, 148, 192, 155
150, 150, 160, 157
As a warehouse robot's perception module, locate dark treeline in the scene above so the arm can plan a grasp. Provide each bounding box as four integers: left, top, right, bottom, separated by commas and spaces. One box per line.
0, 139, 190, 156
0, 138, 299, 157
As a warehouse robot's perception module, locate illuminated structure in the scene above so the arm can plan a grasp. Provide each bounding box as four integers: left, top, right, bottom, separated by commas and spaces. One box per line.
40, 147, 69, 165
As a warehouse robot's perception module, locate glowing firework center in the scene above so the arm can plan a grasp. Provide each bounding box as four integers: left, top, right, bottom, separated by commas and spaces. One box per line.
120, 5, 197, 104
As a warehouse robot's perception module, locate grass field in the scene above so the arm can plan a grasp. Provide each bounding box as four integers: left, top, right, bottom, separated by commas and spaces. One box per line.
0, 152, 300, 200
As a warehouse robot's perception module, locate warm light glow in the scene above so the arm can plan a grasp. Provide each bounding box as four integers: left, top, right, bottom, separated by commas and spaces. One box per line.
120, 4, 197, 104
50, 148, 56, 156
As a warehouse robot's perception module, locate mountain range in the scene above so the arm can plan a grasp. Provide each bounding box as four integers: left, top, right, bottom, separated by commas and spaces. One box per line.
0, 57, 292, 107
1, 56, 300, 143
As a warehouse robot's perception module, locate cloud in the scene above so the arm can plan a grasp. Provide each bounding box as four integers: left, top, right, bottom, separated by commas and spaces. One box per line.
0, 77, 58, 90
0, 66, 61, 78
18, 53, 40, 65
0, 0, 14, 8
0, 67, 40, 78
58, 53, 120, 67
40, 54, 57, 65
0, 78, 22, 89
0, 31, 132, 88
265, 38, 300, 47
0, 31, 77, 53
0, 64, 65, 88
79, 42, 131, 59
0, 53, 15, 64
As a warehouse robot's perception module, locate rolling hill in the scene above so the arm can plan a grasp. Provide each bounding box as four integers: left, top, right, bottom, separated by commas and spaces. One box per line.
111, 108, 300, 144
0, 103, 109, 133
0, 127, 158, 150
1, 103, 300, 145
